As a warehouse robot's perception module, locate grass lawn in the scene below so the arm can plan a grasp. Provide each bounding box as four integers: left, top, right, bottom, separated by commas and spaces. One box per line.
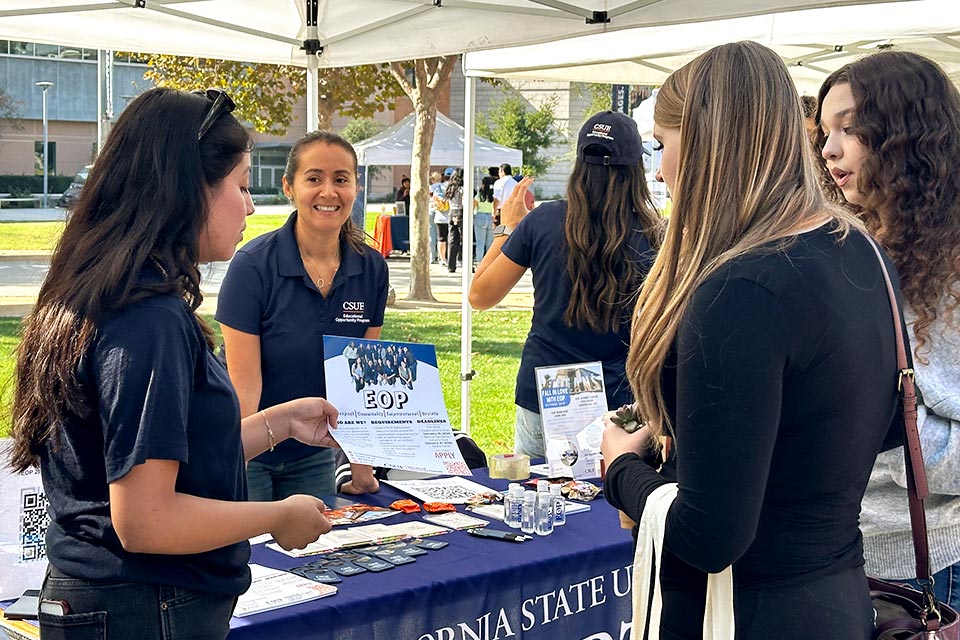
0, 211, 384, 252
0, 311, 528, 457
0, 221, 66, 252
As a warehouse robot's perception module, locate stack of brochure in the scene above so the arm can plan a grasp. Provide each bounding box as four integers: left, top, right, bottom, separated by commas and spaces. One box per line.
267, 521, 451, 558
233, 564, 337, 617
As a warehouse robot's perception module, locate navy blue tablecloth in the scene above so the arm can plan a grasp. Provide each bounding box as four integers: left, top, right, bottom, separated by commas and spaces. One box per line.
390, 215, 409, 253
229, 469, 635, 640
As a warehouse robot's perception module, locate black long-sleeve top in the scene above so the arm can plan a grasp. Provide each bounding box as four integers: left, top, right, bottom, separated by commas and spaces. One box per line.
605, 224, 903, 635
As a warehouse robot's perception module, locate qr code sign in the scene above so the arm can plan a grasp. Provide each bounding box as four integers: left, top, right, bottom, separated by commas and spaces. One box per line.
442, 461, 470, 475
19, 487, 49, 562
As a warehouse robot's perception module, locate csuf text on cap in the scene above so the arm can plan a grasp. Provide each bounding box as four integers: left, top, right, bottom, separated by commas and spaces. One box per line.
577, 110, 643, 166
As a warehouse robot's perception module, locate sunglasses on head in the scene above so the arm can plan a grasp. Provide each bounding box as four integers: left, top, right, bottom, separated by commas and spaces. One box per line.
195, 88, 236, 141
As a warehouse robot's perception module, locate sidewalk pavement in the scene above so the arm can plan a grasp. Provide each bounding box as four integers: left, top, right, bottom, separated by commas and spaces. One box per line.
0, 251, 533, 317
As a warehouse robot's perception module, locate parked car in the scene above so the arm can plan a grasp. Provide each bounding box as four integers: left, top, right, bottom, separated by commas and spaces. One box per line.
57, 165, 92, 209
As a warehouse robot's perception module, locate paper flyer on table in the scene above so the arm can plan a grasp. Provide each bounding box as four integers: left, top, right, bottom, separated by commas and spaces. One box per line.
323, 336, 470, 476
233, 564, 337, 616
383, 477, 500, 504
535, 362, 606, 479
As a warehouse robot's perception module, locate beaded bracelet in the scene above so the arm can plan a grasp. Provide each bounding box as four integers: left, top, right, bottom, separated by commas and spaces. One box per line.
261, 409, 276, 452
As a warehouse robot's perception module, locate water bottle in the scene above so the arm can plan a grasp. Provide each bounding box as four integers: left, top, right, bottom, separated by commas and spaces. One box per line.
535, 491, 555, 536
550, 483, 566, 526
521, 490, 537, 534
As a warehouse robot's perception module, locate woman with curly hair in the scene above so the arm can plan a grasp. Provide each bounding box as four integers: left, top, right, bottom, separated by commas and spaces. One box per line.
817, 50, 960, 609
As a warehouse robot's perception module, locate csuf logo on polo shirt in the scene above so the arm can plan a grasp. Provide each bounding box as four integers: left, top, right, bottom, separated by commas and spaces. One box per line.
337, 300, 370, 324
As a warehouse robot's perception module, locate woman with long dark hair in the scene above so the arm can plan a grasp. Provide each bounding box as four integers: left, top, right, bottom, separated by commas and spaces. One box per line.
445, 168, 465, 273
474, 175, 496, 261
816, 50, 960, 610
9, 88, 338, 639
469, 111, 662, 457
216, 130, 388, 499
601, 42, 903, 639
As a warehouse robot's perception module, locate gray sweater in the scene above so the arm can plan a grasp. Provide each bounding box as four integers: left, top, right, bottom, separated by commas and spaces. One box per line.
861, 302, 960, 579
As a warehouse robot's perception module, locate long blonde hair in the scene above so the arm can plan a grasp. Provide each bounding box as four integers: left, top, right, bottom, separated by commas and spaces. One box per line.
626, 41, 853, 442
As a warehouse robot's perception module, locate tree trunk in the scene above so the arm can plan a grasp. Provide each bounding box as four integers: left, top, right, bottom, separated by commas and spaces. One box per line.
317, 95, 335, 131
389, 56, 457, 302
407, 97, 439, 301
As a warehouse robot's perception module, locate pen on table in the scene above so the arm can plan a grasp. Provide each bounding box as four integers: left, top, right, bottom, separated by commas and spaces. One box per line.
467, 528, 532, 543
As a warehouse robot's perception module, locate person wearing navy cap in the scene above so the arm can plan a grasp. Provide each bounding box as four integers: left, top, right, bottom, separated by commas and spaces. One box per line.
469, 111, 663, 458
217, 130, 389, 500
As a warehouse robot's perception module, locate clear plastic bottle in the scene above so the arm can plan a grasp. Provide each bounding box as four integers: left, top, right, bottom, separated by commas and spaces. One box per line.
521, 490, 537, 534
536, 479, 549, 494
535, 491, 555, 536
504, 483, 523, 528
550, 483, 566, 526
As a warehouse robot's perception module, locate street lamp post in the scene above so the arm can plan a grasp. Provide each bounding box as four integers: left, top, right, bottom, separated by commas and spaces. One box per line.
35, 81, 54, 208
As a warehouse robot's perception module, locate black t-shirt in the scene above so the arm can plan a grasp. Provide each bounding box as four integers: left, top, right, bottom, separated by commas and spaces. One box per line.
41, 290, 249, 596
604, 224, 902, 634
501, 200, 655, 412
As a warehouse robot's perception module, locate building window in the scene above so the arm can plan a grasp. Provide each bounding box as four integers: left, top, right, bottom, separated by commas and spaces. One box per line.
34, 141, 57, 176
35, 43, 58, 58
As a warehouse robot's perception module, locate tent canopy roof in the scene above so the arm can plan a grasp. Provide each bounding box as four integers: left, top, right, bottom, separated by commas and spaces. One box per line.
462, 0, 960, 93
354, 112, 522, 168
0, 0, 908, 68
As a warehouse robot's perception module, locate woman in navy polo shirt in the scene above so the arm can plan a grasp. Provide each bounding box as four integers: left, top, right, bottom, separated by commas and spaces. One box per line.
9, 88, 339, 640
217, 130, 389, 500
468, 111, 663, 458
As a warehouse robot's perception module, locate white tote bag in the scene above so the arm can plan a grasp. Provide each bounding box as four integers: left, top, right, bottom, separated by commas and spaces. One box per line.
631, 483, 735, 640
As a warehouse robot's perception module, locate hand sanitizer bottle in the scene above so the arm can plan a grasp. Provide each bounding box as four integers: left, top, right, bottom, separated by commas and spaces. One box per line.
535, 491, 555, 536
521, 490, 537, 534
504, 483, 523, 528
550, 484, 566, 526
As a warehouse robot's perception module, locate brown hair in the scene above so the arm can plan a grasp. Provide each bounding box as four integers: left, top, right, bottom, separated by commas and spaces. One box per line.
627, 42, 853, 444
284, 130, 365, 255
10, 88, 251, 471
563, 151, 662, 334
814, 51, 960, 358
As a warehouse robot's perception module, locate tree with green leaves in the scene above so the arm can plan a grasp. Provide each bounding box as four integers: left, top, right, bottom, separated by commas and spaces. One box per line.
387, 56, 458, 302
340, 117, 385, 144
476, 90, 561, 177
141, 55, 403, 135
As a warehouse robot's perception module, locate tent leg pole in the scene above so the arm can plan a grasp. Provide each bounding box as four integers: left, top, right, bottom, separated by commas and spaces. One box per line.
460, 72, 477, 437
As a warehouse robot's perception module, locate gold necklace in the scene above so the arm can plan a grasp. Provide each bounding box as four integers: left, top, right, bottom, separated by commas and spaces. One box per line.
303, 251, 341, 291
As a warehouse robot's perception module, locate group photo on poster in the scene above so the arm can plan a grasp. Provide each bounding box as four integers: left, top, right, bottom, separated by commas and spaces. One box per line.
323, 336, 470, 476
341, 340, 419, 393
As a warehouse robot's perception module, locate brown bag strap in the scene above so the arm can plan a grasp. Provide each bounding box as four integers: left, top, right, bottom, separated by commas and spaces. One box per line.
864, 236, 931, 581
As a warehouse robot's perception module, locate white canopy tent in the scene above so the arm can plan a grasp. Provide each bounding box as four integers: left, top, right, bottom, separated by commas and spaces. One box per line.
0, 0, 911, 436
462, 0, 960, 93
0, 1, 909, 68
354, 112, 522, 168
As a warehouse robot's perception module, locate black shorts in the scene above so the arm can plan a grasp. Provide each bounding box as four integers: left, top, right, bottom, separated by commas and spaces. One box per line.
436, 222, 449, 237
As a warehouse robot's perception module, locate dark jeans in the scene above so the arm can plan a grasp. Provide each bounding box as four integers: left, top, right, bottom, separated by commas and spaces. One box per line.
40, 565, 236, 640
246, 446, 336, 501
447, 217, 462, 272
